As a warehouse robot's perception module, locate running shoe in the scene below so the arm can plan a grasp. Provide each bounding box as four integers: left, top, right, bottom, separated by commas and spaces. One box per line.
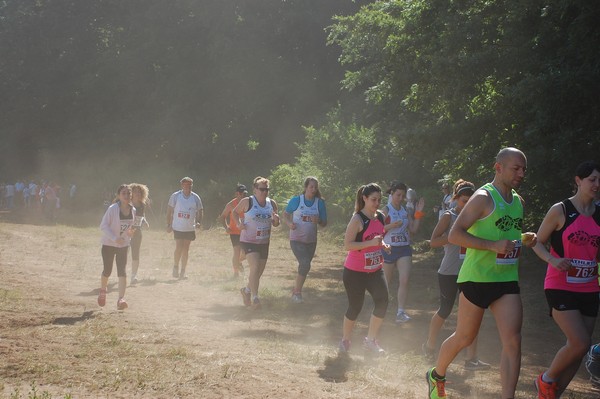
363, 337, 385, 355
97, 288, 106, 307
291, 292, 304, 304
464, 358, 491, 371
426, 367, 446, 398
338, 339, 351, 352
535, 373, 557, 399
395, 311, 411, 324
130, 275, 138, 285
172, 266, 179, 278
179, 273, 188, 280
251, 297, 261, 310
117, 298, 128, 310
422, 343, 435, 361
586, 344, 600, 387
240, 288, 251, 306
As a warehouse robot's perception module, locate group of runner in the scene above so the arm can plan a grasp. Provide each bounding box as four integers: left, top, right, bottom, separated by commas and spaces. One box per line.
424, 148, 600, 399
95, 147, 599, 399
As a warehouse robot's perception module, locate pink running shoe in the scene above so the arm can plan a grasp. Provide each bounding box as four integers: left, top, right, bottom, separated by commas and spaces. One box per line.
117, 298, 128, 310
97, 288, 106, 307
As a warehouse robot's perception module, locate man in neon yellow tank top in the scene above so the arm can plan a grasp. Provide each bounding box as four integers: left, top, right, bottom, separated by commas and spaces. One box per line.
426, 147, 538, 399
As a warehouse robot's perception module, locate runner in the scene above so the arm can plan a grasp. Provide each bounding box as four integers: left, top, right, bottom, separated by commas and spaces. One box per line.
531, 160, 600, 398
338, 183, 390, 355
381, 181, 425, 323
129, 183, 149, 284
166, 177, 203, 280
426, 147, 537, 399
218, 184, 248, 278
233, 176, 280, 309
423, 179, 490, 371
98, 184, 136, 310
283, 177, 328, 303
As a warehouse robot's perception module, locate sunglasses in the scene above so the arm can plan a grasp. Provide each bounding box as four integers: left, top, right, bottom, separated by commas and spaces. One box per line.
257, 187, 270, 192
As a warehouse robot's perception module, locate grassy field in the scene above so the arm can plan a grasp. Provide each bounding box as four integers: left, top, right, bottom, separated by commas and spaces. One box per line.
0, 219, 599, 398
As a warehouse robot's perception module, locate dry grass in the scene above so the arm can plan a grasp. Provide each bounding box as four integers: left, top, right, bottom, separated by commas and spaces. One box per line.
0, 221, 598, 398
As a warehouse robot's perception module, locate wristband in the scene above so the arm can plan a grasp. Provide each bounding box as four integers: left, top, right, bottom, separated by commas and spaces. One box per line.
414, 210, 425, 220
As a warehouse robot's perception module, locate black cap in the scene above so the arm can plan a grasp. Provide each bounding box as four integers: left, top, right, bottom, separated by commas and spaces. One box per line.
236, 184, 247, 193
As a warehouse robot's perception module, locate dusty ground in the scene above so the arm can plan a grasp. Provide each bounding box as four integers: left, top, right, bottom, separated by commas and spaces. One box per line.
1, 218, 599, 398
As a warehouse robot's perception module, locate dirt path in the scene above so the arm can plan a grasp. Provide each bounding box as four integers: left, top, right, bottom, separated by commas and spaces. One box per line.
1, 221, 599, 398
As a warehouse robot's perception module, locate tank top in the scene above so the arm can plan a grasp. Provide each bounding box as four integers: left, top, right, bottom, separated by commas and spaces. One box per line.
344, 211, 385, 272
383, 203, 410, 247
545, 200, 600, 292
170, 191, 202, 232
438, 209, 463, 275
457, 183, 523, 283
228, 197, 241, 235
289, 195, 320, 243
240, 196, 274, 245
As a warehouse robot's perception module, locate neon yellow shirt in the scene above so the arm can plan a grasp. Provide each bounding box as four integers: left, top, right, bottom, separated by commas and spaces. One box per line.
457, 183, 523, 283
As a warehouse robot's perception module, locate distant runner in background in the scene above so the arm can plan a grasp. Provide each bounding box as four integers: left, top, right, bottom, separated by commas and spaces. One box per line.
423, 179, 490, 371
219, 184, 248, 278
234, 176, 280, 310
283, 177, 327, 303
381, 181, 425, 324
98, 184, 136, 311
166, 177, 203, 280
129, 183, 150, 284
532, 160, 600, 399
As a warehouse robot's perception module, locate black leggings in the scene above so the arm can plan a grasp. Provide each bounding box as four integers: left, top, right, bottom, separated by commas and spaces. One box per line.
130, 229, 142, 261
102, 245, 128, 278
343, 267, 389, 320
437, 273, 459, 319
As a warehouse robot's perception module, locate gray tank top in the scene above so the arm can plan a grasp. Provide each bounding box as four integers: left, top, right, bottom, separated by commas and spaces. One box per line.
438, 209, 463, 275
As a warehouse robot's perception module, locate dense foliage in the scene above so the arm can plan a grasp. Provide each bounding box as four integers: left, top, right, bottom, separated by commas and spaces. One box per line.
318, 0, 599, 226
2, 0, 599, 227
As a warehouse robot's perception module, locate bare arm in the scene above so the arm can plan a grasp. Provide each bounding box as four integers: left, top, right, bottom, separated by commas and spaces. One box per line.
196, 208, 204, 229
219, 200, 234, 231
283, 211, 296, 229
430, 212, 452, 248
271, 200, 280, 227
166, 205, 174, 233
344, 214, 383, 251
532, 203, 571, 271
448, 190, 514, 254
381, 206, 402, 232
409, 197, 425, 234
232, 198, 249, 230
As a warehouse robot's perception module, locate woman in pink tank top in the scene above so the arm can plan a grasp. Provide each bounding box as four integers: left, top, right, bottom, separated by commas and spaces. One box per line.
338, 183, 391, 355
532, 161, 600, 397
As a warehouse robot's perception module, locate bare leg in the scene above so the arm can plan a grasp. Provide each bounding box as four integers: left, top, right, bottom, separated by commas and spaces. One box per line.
294, 274, 307, 293
436, 293, 484, 375
489, 294, 522, 399
426, 313, 446, 350
342, 316, 355, 341
545, 310, 595, 395
179, 240, 191, 275
366, 315, 384, 340
396, 256, 412, 310
246, 252, 262, 297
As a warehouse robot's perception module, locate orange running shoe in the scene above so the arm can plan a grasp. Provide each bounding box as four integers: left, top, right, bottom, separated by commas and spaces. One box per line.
535, 373, 557, 399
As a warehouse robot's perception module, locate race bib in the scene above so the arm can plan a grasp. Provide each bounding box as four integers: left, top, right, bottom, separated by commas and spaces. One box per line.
566, 259, 598, 284
177, 211, 191, 220
496, 240, 521, 265
390, 233, 408, 244
459, 246, 467, 260
120, 223, 130, 235
133, 216, 144, 227
364, 250, 383, 270
256, 226, 271, 239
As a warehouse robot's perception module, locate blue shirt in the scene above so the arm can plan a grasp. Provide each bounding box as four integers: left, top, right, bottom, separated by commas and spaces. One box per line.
285, 195, 327, 223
